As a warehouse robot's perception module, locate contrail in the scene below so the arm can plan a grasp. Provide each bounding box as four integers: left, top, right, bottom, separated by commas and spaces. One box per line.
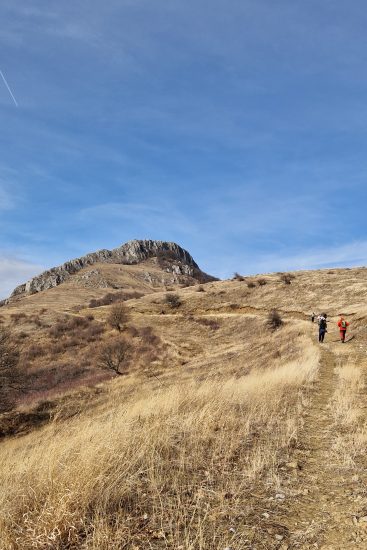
0, 70, 18, 107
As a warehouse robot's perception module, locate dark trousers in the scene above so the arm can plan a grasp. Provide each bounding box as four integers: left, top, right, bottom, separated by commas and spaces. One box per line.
340, 330, 346, 342
319, 329, 326, 342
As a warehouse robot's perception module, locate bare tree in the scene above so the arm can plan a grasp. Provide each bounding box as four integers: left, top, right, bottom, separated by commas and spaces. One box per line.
0, 327, 20, 412
107, 303, 129, 332
98, 338, 132, 375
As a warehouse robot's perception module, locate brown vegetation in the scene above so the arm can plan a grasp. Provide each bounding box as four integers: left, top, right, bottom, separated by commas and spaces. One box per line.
164, 292, 182, 309
98, 337, 132, 375
0, 328, 21, 413
107, 303, 129, 332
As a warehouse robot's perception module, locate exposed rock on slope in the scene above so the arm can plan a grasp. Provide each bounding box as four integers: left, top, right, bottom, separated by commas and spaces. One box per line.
10, 240, 216, 298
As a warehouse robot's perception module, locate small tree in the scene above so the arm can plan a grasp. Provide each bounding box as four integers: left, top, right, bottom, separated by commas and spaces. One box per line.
108, 303, 129, 332
266, 309, 283, 331
164, 293, 182, 309
98, 338, 132, 375
0, 327, 21, 412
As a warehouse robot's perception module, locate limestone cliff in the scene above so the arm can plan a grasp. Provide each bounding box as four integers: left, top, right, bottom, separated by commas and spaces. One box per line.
10, 240, 215, 298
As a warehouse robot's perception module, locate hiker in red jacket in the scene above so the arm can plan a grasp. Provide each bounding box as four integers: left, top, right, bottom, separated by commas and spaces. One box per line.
337, 316, 350, 343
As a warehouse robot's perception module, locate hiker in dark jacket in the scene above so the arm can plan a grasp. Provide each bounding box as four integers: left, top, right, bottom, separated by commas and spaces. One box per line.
318, 314, 327, 343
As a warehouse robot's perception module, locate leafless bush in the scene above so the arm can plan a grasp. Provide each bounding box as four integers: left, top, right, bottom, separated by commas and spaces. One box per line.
279, 273, 295, 285
139, 326, 161, 346
10, 312, 27, 323
257, 278, 267, 286
0, 327, 21, 412
49, 316, 104, 345
22, 344, 45, 361
196, 285, 205, 292
266, 309, 283, 331
89, 291, 143, 308
126, 325, 139, 338
164, 293, 182, 309
247, 280, 256, 288
195, 318, 221, 330
107, 303, 129, 332
98, 338, 132, 375
233, 272, 244, 281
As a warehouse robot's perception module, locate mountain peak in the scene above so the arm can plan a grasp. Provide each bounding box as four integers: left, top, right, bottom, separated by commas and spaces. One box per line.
8, 239, 215, 299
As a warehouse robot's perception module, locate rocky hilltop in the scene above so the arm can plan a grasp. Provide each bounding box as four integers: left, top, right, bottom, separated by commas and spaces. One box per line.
10, 240, 215, 298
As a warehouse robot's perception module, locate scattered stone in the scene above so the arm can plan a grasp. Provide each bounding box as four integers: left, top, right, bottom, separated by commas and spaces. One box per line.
275, 493, 286, 500
143, 513, 148, 520
275, 534, 284, 541
229, 527, 236, 533
262, 512, 270, 519
359, 516, 367, 523
286, 461, 298, 469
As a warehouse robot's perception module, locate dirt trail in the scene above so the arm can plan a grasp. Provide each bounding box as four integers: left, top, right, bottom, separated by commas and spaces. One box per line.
275, 341, 367, 549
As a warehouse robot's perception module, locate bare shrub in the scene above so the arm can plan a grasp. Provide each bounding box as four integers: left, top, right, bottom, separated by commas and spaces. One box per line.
139, 326, 161, 346
10, 312, 27, 323
98, 338, 132, 375
196, 285, 205, 292
279, 273, 295, 285
195, 318, 220, 330
247, 280, 256, 288
266, 309, 283, 331
126, 325, 139, 338
49, 316, 104, 346
22, 344, 45, 361
0, 327, 21, 412
107, 303, 129, 332
257, 278, 267, 286
89, 291, 143, 308
164, 293, 182, 309
233, 272, 244, 281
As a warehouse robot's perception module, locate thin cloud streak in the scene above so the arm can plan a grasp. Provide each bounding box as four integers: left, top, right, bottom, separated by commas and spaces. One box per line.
0, 70, 18, 106
0, 256, 44, 299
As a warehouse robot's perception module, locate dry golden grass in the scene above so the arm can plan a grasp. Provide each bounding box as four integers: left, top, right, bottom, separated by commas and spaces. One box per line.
0, 339, 318, 549
331, 360, 367, 468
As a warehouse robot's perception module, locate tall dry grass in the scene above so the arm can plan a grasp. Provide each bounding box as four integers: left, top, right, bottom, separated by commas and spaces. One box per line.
331, 361, 367, 468
0, 340, 318, 549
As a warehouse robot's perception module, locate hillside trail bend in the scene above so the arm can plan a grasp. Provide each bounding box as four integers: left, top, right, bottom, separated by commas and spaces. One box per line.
274, 338, 367, 549
145, 307, 367, 548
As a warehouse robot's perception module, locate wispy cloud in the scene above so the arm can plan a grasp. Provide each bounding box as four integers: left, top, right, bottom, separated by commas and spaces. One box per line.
0, 185, 15, 210
0, 256, 44, 299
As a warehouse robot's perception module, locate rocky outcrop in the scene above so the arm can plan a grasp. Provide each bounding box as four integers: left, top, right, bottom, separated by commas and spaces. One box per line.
10, 240, 216, 298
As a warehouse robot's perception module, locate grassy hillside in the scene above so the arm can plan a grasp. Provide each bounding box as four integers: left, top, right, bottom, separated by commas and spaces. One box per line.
1, 266, 367, 548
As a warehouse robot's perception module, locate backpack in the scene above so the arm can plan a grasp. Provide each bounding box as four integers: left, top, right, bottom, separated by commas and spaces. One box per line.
319, 318, 326, 329
341, 320, 347, 328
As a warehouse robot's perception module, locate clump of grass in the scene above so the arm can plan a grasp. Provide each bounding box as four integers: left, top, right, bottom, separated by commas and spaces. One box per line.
257, 278, 267, 286
247, 280, 256, 288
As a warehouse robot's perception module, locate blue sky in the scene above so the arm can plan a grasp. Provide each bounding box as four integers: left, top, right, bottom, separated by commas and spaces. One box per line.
1, 0, 367, 298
